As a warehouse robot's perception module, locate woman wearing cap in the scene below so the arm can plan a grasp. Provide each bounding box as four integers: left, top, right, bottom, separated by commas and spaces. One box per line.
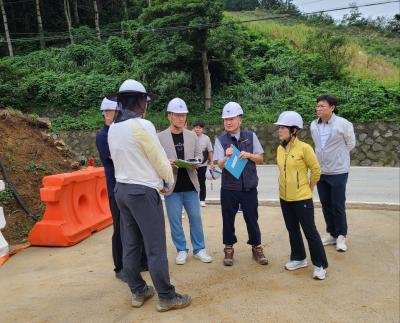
275, 111, 328, 280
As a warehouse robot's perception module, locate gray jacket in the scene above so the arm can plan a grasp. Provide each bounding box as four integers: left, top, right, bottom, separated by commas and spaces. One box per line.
157, 128, 202, 194
310, 114, 356, 175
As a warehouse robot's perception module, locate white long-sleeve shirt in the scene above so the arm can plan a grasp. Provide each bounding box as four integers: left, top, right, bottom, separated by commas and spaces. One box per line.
108, 118, 174, 191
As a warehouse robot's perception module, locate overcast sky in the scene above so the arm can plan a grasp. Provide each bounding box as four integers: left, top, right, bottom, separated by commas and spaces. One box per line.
292, 0, 399, 20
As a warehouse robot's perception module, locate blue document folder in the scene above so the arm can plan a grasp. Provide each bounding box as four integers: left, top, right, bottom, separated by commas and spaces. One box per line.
224, 146, 248, 179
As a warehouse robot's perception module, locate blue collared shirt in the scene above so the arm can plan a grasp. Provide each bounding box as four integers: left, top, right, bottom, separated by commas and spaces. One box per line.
96, 125, 116, 197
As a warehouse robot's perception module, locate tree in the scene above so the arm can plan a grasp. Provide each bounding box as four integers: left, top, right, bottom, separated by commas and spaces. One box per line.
73, 0, 79, 25
93, 0, 101, 40
35, 0, 45, 50
224, 0, 258, 11
0, 0, 13, 56
64, 0, 74, 44
139, 0, 223, 110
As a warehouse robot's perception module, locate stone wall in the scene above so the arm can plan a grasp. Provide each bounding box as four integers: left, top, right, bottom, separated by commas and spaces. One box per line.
55, 122, 399, 167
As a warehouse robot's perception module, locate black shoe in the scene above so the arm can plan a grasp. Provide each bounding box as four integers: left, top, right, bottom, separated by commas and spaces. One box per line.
156, 293, 191, 312
115, 270, 128, 283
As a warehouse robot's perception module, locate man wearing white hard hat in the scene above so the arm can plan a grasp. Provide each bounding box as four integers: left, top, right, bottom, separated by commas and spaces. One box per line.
213, 102, 268, 266
96, 96, 147, 282
158, 98, 213, 266
108, 81, 191, 312
275, 111, 328, 280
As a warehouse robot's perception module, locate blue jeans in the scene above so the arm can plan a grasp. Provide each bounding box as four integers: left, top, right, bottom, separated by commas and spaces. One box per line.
164, 191, 206, 254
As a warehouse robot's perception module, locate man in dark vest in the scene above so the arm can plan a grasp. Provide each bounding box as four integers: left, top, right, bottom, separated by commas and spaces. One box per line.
213, 102, 268, 266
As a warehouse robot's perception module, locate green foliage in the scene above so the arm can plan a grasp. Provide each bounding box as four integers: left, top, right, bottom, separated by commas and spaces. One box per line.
0, 184, 14, 205
304, 30, 351, 80
224, 0, 258, 11
0, 6, 398, 130
24, 161, 47, 173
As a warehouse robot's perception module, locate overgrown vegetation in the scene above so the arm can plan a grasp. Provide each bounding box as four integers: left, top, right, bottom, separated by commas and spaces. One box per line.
0, 1, 399, 130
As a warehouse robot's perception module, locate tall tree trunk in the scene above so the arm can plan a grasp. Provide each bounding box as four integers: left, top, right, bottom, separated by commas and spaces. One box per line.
122, 0, 128, 19
93, 0, 101, 40
202, 48, 211, 111
0, 0, 13, 56
64, 0, 74, 44
35, 0, 45, 50
73, 0, 79, 25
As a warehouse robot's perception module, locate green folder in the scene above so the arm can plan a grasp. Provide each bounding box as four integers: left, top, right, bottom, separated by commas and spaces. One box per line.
175, 159, 201, 169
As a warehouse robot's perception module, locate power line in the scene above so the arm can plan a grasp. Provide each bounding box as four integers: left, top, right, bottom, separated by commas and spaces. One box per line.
1, 1, 398, 43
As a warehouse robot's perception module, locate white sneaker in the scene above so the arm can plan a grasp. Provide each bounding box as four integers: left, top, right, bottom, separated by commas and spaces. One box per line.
285, 259, 308, 271
336, 235, 347, 252
200, 201, 206, 207
321, 234, 336, 246
194, 249, 213, 263
176, 251, 188, 265
313, 266, 326, 280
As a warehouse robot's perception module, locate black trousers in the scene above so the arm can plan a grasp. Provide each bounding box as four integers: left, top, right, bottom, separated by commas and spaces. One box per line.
317, 173, 349, 237
109, 195, 148, 273
115, 183, 175, 299
280, 198, 328, 268
197, 166, 207, 201
220, 188, 261, 246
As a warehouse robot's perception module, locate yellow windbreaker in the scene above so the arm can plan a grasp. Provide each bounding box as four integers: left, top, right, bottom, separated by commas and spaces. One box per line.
277, 137, 321, 201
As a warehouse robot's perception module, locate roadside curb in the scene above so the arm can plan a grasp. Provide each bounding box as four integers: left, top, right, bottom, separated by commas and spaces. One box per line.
204, 199, 400, 211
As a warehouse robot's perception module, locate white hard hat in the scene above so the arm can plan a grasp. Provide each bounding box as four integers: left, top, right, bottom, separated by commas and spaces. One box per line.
222, 102, 244, 119
167, 98, 189, 113
118, 79, 153, 101
205, 168, 222, 180
274, 111, 303, 129
100, 97, 117, 111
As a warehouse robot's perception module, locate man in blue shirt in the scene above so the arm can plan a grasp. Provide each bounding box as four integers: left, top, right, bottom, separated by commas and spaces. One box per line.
96, 96, 147, 281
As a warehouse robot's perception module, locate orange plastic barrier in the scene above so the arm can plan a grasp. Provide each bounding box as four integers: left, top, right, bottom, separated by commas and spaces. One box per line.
29, 167, 112, 246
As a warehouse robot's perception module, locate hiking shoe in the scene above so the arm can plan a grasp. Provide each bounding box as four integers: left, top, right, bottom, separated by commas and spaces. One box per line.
131, 285, 155, 307
321, 234, 336, 246
252, 245, 268, 265
176, 251, 188, 265
194, 249, 213, 263
313, 266, 326, 280
223, 246, 234, 266
156, 293, 191, 312
285, 259, 308, 271
336, 235, 347, 252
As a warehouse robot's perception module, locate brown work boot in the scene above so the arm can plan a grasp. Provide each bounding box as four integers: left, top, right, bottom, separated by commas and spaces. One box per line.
252, 245, 268, 265
223, 246, 234, 266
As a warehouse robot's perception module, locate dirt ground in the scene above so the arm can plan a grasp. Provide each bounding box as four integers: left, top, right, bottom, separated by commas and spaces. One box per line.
0, 205, 398, 323
0, 110, 75, 244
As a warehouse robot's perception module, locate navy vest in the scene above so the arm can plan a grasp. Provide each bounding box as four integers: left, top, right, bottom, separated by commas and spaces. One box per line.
218, 130, 258, 191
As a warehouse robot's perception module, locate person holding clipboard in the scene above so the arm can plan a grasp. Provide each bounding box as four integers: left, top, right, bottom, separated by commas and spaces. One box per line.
213, 102, 268, 266
158, 98, 213, 266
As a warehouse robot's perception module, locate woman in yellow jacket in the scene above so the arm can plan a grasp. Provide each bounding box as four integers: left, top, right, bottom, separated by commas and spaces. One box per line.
275, 111, 328, 280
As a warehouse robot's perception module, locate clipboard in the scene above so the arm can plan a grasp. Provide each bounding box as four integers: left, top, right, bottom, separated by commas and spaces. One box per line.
224, 146, 248, 179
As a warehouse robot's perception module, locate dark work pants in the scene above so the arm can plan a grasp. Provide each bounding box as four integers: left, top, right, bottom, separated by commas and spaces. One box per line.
109, 195, 148, 273
280, 198, 328, 268
115, 183, 175, 299
220, 188, 261, 246
197, 166, 207, 201
317, 173, 349, 237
